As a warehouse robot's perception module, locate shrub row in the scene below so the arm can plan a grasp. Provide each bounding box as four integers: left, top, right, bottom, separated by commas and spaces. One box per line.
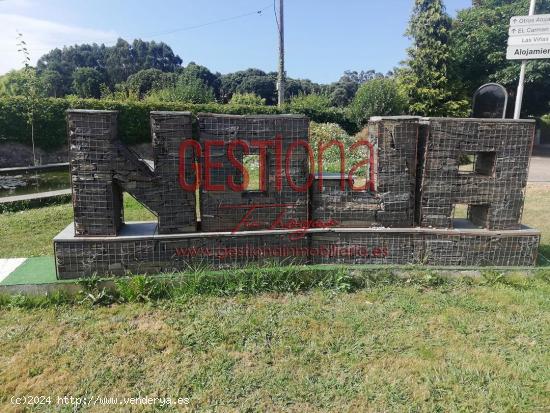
0, 97, 357, 150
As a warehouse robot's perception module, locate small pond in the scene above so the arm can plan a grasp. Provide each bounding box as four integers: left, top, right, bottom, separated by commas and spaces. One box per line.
0, 170, 70, 198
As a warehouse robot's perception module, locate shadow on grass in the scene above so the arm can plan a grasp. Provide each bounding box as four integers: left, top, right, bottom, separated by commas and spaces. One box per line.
537, 244, 550, 267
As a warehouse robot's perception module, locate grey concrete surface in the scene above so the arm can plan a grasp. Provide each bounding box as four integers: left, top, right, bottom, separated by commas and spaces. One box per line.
0, 189, 71, 204
529, 145, 550, 183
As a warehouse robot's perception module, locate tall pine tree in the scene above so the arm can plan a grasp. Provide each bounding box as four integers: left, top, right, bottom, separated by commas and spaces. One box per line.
398, 0, 467, 116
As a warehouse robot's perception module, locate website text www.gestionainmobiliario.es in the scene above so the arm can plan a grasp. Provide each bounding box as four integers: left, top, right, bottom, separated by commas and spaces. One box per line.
174, 245, 389, 260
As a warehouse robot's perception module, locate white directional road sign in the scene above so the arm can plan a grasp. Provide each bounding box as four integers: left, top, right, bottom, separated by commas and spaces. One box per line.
507, 14, 550, 60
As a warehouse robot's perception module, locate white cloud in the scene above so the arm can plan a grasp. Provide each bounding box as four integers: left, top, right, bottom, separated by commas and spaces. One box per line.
0, 13, 117, 74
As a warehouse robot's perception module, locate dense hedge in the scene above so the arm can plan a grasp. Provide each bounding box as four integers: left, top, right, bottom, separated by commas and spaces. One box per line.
0, 97, 356, 150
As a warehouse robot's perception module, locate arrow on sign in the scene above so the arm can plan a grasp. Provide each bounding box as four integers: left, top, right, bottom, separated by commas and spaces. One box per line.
510, 14, 550, 26
509, 25, 550, 37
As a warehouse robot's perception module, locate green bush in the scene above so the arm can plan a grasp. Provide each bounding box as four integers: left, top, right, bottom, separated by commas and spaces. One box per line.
286, 94, 357, 134
0, 96, 356, 150
288, 93, 332, 111
230, 92, 266, 105
348, 78, 408, 128
309, 122, 363, 173
146, 75, 215, 104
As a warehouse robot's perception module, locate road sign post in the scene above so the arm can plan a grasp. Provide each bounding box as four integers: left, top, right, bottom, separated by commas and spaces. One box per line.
510, 0, 548, 119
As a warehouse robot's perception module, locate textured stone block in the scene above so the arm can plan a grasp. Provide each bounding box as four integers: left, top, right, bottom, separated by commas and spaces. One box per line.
418, 118, 535, 230
68, 110, 196, 236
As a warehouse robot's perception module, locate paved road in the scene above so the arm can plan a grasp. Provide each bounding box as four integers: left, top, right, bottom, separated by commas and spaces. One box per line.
530, 145, 550, 183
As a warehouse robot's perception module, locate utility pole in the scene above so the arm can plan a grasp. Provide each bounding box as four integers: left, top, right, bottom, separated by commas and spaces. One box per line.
513, 0, 537, 119
277, 0, 285, 107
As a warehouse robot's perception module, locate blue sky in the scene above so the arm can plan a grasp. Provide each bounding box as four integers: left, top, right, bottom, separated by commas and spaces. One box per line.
0, 0, 472, 83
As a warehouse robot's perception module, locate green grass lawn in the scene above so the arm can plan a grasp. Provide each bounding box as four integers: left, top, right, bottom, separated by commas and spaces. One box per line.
0, 194, 155, 258
0, 186, 549, 411
521, 185, 550, 265
1, 277, 549, 412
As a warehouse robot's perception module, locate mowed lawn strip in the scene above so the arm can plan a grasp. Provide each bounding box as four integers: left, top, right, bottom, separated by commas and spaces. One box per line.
0, 280, 549, 412
522, 184, 550, 265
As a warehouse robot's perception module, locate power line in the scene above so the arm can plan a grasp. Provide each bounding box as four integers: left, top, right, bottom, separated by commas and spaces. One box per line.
26, 3, 272, 54
143, 3, 272, 37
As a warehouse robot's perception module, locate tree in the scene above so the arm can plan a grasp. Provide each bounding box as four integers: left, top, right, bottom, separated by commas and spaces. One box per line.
104, 39, 141, 86
36, 38, 182, 94
449, 0, 550, 117
220, 69, 324, 105
39, 69, 64, 97
326, 70, 384, 107
180, 62, 221, 98
16, 32, 40, 165
220, 69, 266, 99
131, 39, 182, 72
236, 75, 277, 104
219, 69, 277, 103
285, 78, 322, 101
0, 69, 31, 96
36, 43, 107, 95
349, 78, 408, 127
72, 67, 104, 98
103, 39, 182, 86
397, 0, 467, 116
125, 68, 166, 98
0, 67, 61, 98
